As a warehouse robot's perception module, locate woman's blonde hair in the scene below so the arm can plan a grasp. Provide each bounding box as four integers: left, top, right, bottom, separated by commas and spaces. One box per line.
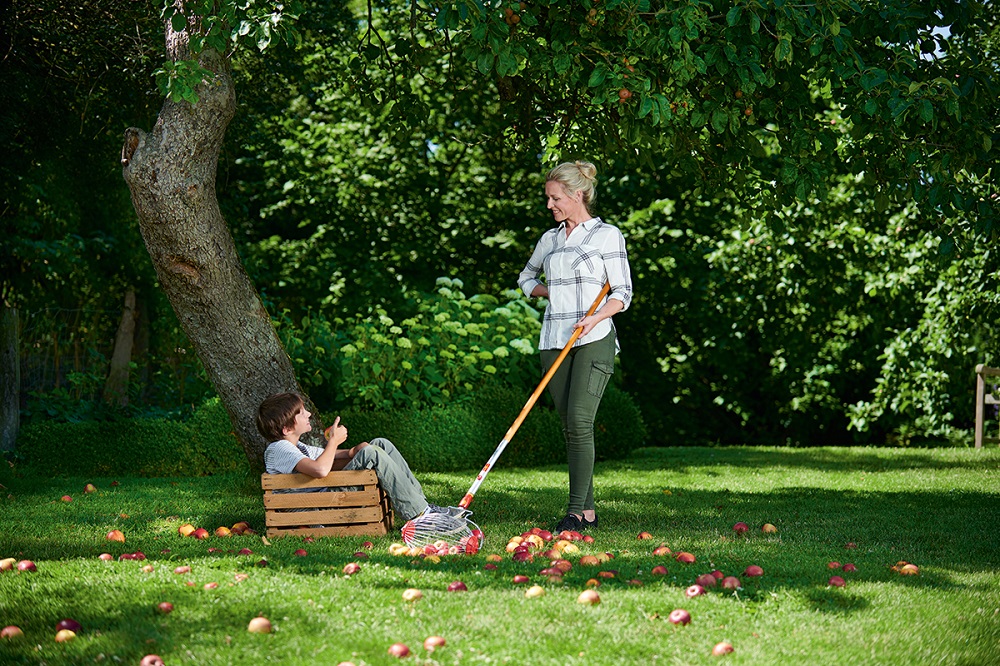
546, 161, 598, 211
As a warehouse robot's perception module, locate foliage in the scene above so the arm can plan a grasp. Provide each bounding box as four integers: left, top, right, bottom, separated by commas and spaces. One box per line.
2, 447, 1000, 665
14, 398, 243, 477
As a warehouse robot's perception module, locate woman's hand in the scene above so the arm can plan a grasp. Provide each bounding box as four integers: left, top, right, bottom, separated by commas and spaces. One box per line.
573, 315, 601, 337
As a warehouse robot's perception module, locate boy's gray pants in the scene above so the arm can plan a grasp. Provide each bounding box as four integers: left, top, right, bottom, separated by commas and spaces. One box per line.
342, 438, 428, 521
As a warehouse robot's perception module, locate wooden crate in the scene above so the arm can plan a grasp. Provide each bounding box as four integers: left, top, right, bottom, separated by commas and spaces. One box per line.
975, 364, 1000, 449
261, 470, 393, 538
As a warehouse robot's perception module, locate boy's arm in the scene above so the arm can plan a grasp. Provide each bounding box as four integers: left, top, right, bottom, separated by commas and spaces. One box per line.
294, 417, 348, 478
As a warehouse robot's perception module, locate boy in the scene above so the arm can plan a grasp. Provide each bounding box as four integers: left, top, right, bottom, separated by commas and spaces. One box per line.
256, 392, 443, 522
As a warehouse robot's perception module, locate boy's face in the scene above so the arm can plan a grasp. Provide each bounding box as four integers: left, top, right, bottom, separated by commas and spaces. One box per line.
284, 405, 312, 438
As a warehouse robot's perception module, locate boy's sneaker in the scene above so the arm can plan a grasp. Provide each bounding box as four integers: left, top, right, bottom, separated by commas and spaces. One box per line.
554, 513, 583, 533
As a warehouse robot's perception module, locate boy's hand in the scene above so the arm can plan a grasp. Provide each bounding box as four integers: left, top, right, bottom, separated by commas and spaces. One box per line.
324, 416, 348, 447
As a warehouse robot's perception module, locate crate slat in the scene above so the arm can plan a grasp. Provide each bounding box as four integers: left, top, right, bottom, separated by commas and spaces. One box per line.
263, 487, 380, 509
265, 505, 385, 527
261, 470, 377, 490
266, 523, 388, 538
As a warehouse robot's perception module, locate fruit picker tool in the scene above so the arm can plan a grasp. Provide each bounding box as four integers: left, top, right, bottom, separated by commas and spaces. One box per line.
401, 282, 612, 555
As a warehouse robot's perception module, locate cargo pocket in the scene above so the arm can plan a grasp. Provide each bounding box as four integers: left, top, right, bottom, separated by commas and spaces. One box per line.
587, 360, 614, 398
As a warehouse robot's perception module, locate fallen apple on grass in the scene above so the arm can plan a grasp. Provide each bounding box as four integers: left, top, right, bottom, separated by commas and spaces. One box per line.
652, 545, 672, 556
157, 602, 174, 614
402, 588, 423, 602
484, 563, 497, 570
387, 643, 410, 658
512, 575, 530, 584
1, 625, 23, 639
238, 548, 254, 556
214, 526, 231, 537
842, 563, 857, 572
712, 641, 734, 656
732, 522, 749, 534
711, 570, 724, 579
424, 635, 446, 651
56, 619, 81, 633
54, 629, 76, 642
204, 582, 219, 590
761, 523, 777, 533
685, 584, 706, 598
743, 565, 764, 577
247, 616, 272, 634
828, 575, 846, 587
142, 564, 155, 573
84, 483, 97, 494
0, 557, 16, 571
178, 523, 196, 537
61, 495, 73, 502
16, 560, 36, 572
651, 565, 669, 576
173, 565, 191, 575
140, 655, 165, 666
343, 563, 361, 575
696, 574, 717, 588
98, 553, 113, 561
191, 528, 210, 540
668, 609, 692, 626
525, 584, 546, 598
675, 552, 696, 564
577, 589, 601, 605
106, 530, 125, 543
721, 576, 741, 590
294, 549, 308, 557
637, 532, 653, 540
446, 581, 467, 592
828, 561, 841, 569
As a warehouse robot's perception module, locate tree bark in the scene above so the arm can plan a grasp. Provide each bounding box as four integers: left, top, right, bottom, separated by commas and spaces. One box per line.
121, 17, 317, 468
102, 288, 137, 408
0, 307, 19, 452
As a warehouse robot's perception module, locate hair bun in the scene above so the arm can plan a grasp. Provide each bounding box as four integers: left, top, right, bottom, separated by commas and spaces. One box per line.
574, 160, 598, 181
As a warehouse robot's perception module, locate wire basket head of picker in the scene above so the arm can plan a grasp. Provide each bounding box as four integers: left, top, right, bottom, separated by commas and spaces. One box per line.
401, 506, 483, 556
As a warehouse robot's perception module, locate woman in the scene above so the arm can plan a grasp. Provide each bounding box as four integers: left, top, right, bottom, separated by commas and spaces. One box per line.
518, 160, 633, 533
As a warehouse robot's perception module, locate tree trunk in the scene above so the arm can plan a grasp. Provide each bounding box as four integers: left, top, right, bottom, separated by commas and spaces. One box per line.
121, 17, 317, 468
103, 288, 137, 408
0, 307, 19, 452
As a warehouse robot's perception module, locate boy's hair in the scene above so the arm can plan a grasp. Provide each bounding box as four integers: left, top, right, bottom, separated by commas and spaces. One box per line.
256, 392, 305, 442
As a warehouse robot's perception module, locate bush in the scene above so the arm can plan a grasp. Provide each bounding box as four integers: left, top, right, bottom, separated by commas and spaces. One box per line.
15, 398, 243, 477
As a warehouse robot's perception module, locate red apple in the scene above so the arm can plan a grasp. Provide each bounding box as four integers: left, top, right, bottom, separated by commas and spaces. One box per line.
577, 589, 601, 605
140, 655, 165, 666
235, 573, 249, 582
61, 495, 73, 502
899, 564, 919, 575
256, 559, 269, 568
0, 557, 16, 571
342, 562, 361, 575
651, 565, 669, 575
54, 629, 76, 642
675, 552, 696, 564
247, 616, 272, 633
668, 609, 691, 625
424, 635, 446, 651
106, 529, 125, 542
294, 549, 308, 557
685, 584, 706, 598
712, 641, 734, 656
761, 523, 777, 533
84, 483, 97, 494
214, 526, 231, 537
829, 575, 846, 587
842, 563, 857, 572
361, 540, 374, 549
98, 553, 113, 561
732, 522, 749, 534
711, 570, 724, 579
652, 545, 672, 556
387, 642, 410, 658
484, 563, 497, 570
191, 528, 210, 540
178, 523, 196, 537
1, 625, 23, 639
637, 531, 653, 540
157, 602, 174, 614
56, 619, 81, 633
512, 574, 529, 584
238, 548, 253, 556
446, 580, 467, 592
828, 561, 841, 569
721, 576, 741, 590
743, 565, 764, 577
512, 551, 533, 563
582, 534, 595, 543
16, 560, 36, 572
142, 564, 154, 573
204, 582, 219, 589
173, 565, 191, 574
231, 521, 250, 535
696, 573, 717, 588
401, 588, 423, 602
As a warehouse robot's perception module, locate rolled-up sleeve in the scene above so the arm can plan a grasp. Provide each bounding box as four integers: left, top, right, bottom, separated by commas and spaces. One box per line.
518, 232, 553, 298
604, 227, 632, 311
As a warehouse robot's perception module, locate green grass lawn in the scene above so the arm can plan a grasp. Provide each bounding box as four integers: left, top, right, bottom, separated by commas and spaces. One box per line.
2, 446, 999, 665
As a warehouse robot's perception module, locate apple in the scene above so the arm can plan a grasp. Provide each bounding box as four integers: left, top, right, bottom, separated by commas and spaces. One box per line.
215, 526, 232, 537
711, 570, 724, 579
98, 553, 113, 561
231, 521, 251, 535
577, 589, 601, 605
512, 551, 533, 563
524, 584, 546, 598
845, 541, 858, 549
56, 619, 81, 633
387, 643, 410, 658
696, 574, 717, 588
402, 588, 423, 602
744, 565, 764, 577
598, 570, 616, 579
294, 549, 308, 557
140, 655, 165, 666
247, 616, 272, 634
668, 609, 692, 625
424, 635, 446, 651
178, 523, 196, 537
712, 641, 735, 656
552, 559, 573, 574
842, 563, 857, 572
828, 561, 841, 569
637, 532, 653, 540
0, 557, 16, 571
1, 625, 23, 639
106, 530, 125, 542
652, 565, 669, 576
61, 495, 73, 502
173, 565, 191, 574
761, 523, 777, 533
582, 534, 595, 543
204, 582, 219, 589
84, 483, 97, 494
158, 602, 174, 614
652, 545, 672, 556
721, 576, 741, 590
585, 578, 601, 587
732, 522, 749, 534
675, 552, 696, 564
899, 564, 919, 576
829, 575, 846, 587
238, 548, 254, 556
512, 575, 529, 584
685, 584, 706, 597
537, 529, 553, 542
17, 560, 36, 572
446, 580, 467, 592
191, 528, 210, 540
484, 563, 498, 570
361, 540, 374, 550
235, 573, 249, 582
142, 564, 155, 573
486, 554, 503, 562
54, 629, 76, 642
628, 579, 644, 586
342, 562, 361, 575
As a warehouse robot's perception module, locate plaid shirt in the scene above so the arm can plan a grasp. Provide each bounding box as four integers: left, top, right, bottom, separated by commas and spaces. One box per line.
518, 217, 633, 351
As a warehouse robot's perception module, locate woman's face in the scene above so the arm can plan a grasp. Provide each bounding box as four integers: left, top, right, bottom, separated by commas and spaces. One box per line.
545, 180, 585, 223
